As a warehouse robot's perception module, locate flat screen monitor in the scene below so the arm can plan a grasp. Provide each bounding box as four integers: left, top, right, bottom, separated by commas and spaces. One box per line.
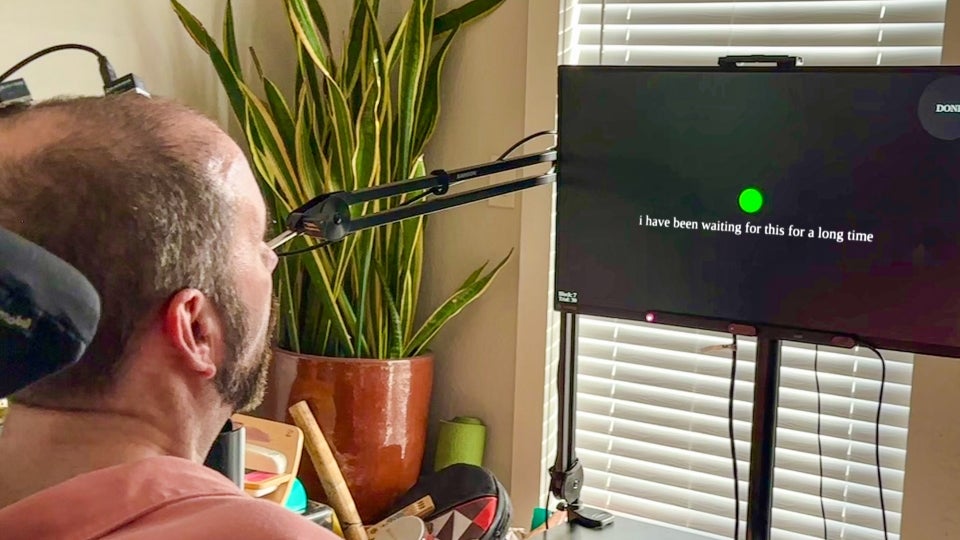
555, 64, 960, 356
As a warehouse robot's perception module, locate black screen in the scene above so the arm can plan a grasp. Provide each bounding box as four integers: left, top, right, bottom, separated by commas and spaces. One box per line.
555, 65, 960, 356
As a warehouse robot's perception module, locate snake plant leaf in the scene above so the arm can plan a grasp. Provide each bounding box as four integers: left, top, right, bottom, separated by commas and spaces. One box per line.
342, 0, 372, 99
293, 88, 324, 201
296, 45, 326, 144
243, 94, 303, 202
354, 229, 376, 358
434, 0, 507, 36
459, 258, 495, 295
174, 0, 509, 360
170, 0, 246, 126
171, 0, 210, 51
366, 73, 390, 194
353, 107, 380, 362
300, 278, 323, 353
286, 0, 333, 78
408, 224, 424, 341
384, 166, 424, 307
274, 218, 301, 352
400, 219, 423, 340
398, 157, 426, 339
246, 175, 300, 344
414, 23, 459, 161
223, 0, 242, 76
373, 262, 404, 358
394, 0, 432, 181
287, 4, 359, 194
249, 46, 266, 82
333, 236, 361, 305
354, 79, 381, 196
404, 249, 513, 357
243, 108, 286, 203
377, 93, 394, 195
323, 80, 358, 193
360, 1, 390, 111
263, 78, 296, 157
302, 0, 332, 56
302, 248, 358, 357
412, 0, 435, 120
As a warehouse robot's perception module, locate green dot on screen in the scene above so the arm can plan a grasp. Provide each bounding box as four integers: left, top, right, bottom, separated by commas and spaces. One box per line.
739, 188, 764, 214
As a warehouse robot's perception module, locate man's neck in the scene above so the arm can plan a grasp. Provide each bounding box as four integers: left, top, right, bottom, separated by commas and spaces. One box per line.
0, 403, 224, 509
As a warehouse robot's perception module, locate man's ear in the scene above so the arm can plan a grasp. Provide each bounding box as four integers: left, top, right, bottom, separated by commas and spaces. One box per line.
162, 289, 223, 380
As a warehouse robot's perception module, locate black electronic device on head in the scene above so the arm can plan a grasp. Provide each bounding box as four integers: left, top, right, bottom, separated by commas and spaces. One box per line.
0, 43, 149, 110
0, 226, 101, 397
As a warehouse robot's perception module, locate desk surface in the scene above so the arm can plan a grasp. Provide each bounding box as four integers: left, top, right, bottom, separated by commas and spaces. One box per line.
533, 516, 716, 540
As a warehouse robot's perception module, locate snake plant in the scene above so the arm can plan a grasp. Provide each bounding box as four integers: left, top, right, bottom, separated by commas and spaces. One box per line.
172, 0, 510, 358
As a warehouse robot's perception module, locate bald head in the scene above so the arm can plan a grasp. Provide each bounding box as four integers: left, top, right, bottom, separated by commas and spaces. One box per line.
0, 95, 255, 408
0, 94, 230, 169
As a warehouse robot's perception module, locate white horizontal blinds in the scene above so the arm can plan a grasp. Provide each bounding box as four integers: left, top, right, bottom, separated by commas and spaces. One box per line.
570, 0, 947, 66
575, 316, 913, 539
561, 0, 582, 64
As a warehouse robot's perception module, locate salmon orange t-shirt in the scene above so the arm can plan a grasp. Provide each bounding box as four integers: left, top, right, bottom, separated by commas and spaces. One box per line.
0, 455, 338, 539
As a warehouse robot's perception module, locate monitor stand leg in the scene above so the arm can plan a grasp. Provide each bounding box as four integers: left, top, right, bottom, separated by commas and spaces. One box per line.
745, 334, 783, 540
549, 310, 614, 529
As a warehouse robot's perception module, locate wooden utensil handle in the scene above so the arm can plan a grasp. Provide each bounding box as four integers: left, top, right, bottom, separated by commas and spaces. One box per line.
289, 400, 368, 540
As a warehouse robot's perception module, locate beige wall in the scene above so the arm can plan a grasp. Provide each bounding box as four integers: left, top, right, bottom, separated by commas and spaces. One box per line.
417, 1, 522, 496
0, 0, 292, 134
418, 0, 558, 526
510, 0, 562, 525
900, 3, 960, 537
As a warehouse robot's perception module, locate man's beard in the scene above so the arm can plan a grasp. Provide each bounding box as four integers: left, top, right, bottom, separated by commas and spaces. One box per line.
213, 290, 277, 413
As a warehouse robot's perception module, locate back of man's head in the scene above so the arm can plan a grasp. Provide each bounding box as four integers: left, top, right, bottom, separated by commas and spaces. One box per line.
0, 95, 246, 409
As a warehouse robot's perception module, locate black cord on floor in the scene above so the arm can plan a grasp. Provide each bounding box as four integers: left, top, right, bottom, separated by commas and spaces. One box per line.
862, 343, 889, 540
728, 334, 740, 540
814, 345, 828, 539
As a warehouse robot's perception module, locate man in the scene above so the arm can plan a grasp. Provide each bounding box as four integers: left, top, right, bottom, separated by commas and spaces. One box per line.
0, 95, 337, 539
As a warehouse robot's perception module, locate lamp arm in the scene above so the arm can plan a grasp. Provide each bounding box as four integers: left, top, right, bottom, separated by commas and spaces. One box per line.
267, 150, 557, 250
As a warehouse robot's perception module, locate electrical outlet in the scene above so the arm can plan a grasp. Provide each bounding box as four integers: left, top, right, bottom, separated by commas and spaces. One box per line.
488, 154, 517, 209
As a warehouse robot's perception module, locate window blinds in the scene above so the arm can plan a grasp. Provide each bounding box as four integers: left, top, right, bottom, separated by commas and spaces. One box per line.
575, 318, 912, 539
548, 0, 942, 537
568, 0, 947, 66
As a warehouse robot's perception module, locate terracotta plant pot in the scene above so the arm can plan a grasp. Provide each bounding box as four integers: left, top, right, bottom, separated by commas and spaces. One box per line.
262, 348, 434, 523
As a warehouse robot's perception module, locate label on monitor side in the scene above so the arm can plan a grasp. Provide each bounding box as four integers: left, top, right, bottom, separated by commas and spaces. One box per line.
557, 291, 579, 304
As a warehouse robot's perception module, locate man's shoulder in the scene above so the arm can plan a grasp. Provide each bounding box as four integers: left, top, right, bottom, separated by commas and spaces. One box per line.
143, 493, 339, 539
0, 455, 337, 540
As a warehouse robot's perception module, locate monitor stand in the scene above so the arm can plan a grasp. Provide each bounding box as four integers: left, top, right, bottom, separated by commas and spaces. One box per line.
745, 333, 782, 539
547, 308, 804, 539
549, 310, 615, 529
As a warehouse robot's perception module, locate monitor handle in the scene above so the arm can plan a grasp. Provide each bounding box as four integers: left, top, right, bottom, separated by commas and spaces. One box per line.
718, 55, 802, 69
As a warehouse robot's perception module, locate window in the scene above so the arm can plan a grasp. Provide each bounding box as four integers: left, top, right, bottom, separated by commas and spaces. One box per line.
576, 319, 912, 539
550, 1, 948, 538
566, 0, 946, 66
